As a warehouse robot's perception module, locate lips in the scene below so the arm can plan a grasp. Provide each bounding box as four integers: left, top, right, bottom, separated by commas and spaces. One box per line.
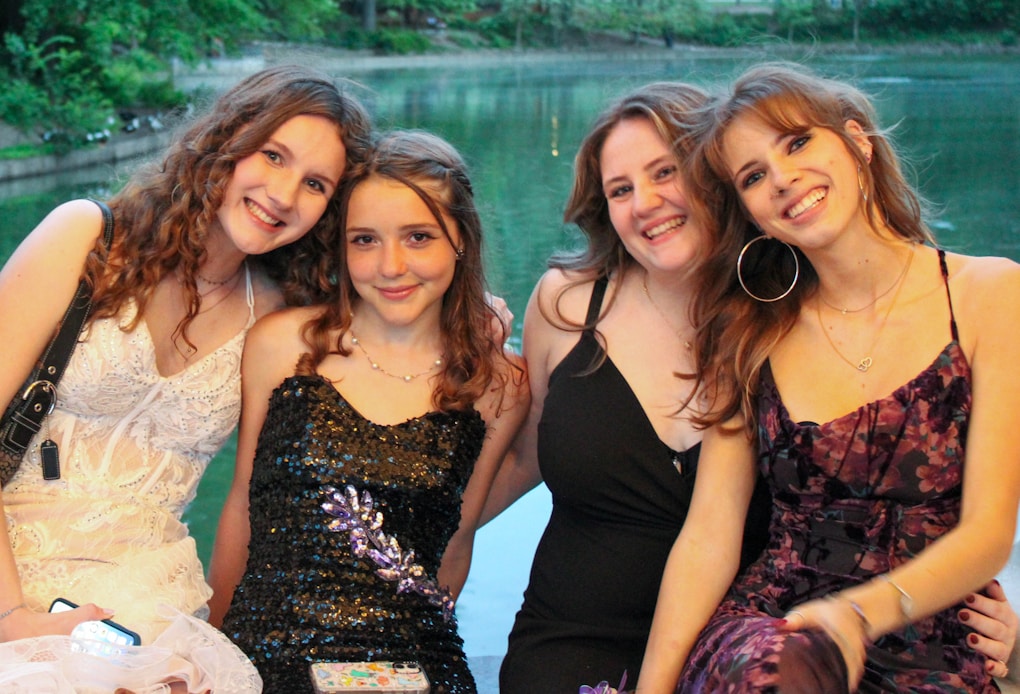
785, 188, 826, 219
245, 199, 283, 227
377, 285, 418, 301
643, 215, 687, 240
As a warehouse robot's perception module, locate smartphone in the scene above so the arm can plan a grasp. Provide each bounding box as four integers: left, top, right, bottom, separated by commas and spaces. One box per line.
309, 661, 430, 694
49, 597, 142, 647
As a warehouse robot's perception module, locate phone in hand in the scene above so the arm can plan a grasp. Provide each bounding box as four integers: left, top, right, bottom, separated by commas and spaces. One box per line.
309, 661, 430, 693
49, 597, 142, 647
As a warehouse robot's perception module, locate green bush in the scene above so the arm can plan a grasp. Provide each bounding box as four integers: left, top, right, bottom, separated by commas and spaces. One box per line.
368, 29, 433, 54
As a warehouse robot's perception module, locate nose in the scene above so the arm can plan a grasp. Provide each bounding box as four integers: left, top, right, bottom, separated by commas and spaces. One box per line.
379, 241, 407, 278
266, 171, 301, 210
769, 159, 799, 198
632, 181, 663, 217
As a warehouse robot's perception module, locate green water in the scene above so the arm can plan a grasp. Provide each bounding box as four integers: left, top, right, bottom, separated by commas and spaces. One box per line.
1, 50, 1018, 655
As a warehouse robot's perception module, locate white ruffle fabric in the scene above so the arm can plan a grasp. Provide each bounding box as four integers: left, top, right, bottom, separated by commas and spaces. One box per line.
0, 607, 262, 693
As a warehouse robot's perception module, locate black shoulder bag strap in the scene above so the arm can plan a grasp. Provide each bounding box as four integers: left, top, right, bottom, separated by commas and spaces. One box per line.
2, 198, 114, 480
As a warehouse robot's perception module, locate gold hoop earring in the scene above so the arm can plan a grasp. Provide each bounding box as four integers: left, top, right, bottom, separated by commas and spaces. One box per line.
736, 234, 800, 303
857, 164, 869, 205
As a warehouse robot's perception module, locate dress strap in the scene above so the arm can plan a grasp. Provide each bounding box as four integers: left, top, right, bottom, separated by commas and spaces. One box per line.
243, 262, 255, 321
584, 275, 610, 331
936, 248, 959, 343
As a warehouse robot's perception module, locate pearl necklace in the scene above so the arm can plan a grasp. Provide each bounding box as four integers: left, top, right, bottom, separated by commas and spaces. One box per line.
350, 334, 443, 383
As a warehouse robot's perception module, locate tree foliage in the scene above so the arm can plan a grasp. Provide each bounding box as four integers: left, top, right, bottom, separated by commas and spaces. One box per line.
2, 0, 1015, 150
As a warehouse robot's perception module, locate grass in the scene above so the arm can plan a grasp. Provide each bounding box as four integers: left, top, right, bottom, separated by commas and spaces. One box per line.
0, 142, 55, 161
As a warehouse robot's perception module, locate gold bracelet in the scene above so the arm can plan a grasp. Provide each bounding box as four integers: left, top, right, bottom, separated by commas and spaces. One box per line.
881, 575, 914, 619
0, 602, 26, 622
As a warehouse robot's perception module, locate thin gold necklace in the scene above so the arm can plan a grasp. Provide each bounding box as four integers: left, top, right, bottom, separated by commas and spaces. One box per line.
817, 245, 914, 315
641, 274, 692, 350
349, 333, 443, 383
816, 246, 914, 373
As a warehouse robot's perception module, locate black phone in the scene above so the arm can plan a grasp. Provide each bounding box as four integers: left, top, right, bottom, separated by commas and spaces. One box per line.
49, 597, 142, 646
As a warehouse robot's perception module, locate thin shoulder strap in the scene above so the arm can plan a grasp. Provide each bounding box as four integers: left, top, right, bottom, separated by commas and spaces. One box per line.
584, 275, 609, 330
937, 248, 960, 343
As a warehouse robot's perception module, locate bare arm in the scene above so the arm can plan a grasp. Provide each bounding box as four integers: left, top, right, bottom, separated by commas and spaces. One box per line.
0, 200, 115, 641
206, 311, 299, 626
638, 419, 759, 692
477, 277, 560, 526
437, 352, 529, 600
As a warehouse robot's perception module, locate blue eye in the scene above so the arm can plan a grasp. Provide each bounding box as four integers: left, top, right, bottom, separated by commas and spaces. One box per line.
741, 171, 764, 189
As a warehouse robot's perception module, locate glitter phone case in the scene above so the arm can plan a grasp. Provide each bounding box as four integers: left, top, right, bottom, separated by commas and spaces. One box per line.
309, 661, 430, 693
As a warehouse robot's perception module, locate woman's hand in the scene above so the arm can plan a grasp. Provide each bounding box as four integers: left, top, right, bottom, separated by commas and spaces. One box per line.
781, 596, 869, 691
0, 601, 112, 642
959, 580, 1017, 680
485, 292, 514, 344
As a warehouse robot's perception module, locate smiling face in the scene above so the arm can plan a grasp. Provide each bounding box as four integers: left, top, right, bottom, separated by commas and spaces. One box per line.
344, 175, 461, 329
600, 117, 707, 277
215, 114, 346, 257
721, 113, 871, 250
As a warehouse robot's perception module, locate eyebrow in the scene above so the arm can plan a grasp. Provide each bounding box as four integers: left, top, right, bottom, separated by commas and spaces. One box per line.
729, 130, 788, 183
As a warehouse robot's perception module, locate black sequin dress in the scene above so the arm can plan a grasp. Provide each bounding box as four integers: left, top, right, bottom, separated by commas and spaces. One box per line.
221, 374, 486, 693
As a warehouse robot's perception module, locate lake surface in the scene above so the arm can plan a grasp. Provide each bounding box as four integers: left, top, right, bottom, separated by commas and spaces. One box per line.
1, 49, 1018, 659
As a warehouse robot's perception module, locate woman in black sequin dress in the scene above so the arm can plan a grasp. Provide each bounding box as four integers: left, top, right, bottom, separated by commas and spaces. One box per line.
207, 130, 528, 693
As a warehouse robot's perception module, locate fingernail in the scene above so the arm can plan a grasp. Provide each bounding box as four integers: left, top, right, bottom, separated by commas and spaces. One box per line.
102, 609, 116, 617
965, 594, 976, 604
959, 610, 970, 622
968, 634, 979, 646
773, 619, 787, 627
987, 662, 996, 673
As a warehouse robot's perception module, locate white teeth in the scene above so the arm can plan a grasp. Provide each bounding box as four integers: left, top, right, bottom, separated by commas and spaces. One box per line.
246, 200, 281, 226
786, 189, 826, 219
645, 216, 686, 239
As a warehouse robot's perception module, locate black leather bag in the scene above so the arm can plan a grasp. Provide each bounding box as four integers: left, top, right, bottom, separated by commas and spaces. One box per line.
0, 199, 114, 486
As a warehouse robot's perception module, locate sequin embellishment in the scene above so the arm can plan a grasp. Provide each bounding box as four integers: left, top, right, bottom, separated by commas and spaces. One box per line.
322, 484, 455, 620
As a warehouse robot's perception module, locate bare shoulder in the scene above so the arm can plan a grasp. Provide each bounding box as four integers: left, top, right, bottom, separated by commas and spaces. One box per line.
18, 199, 107, 259
246, 305, 324, 355
530, 267, 601, 329
946, 252, 1020, 304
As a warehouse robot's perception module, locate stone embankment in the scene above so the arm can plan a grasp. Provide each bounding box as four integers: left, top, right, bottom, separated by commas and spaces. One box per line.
0, 130, 173, 184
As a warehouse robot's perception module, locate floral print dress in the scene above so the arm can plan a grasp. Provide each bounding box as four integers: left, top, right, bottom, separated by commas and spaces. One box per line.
678, 250, 996, 694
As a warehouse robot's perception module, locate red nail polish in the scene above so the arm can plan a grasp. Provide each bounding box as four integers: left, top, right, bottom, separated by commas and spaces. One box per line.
959, 611, 970, 622
968, 634, 979, 646
773, 619, 787, 627
966, 594, 976, 604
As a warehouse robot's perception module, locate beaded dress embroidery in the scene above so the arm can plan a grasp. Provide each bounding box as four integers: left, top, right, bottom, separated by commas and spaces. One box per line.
221, 374, 486, 693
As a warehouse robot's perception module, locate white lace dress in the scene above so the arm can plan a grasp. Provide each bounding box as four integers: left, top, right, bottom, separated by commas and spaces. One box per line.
0, 269, 262, 693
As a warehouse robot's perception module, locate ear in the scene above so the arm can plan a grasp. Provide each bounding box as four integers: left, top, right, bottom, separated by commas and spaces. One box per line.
844, 119, 873, 163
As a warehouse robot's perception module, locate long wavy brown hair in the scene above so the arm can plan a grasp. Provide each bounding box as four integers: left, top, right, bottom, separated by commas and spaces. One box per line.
83, 65, 372, 346
554, 81, 716, 375
689, 62, 935, 434
297, 130, 520, 413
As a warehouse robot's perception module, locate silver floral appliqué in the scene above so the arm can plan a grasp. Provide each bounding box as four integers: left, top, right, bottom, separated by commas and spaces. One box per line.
321, 484, 455, 621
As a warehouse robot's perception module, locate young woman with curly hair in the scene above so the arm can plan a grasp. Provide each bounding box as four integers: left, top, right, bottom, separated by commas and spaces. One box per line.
0, 64, 371, 692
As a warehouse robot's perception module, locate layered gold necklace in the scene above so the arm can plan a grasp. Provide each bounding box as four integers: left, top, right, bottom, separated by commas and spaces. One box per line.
816, 245, 915, 373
